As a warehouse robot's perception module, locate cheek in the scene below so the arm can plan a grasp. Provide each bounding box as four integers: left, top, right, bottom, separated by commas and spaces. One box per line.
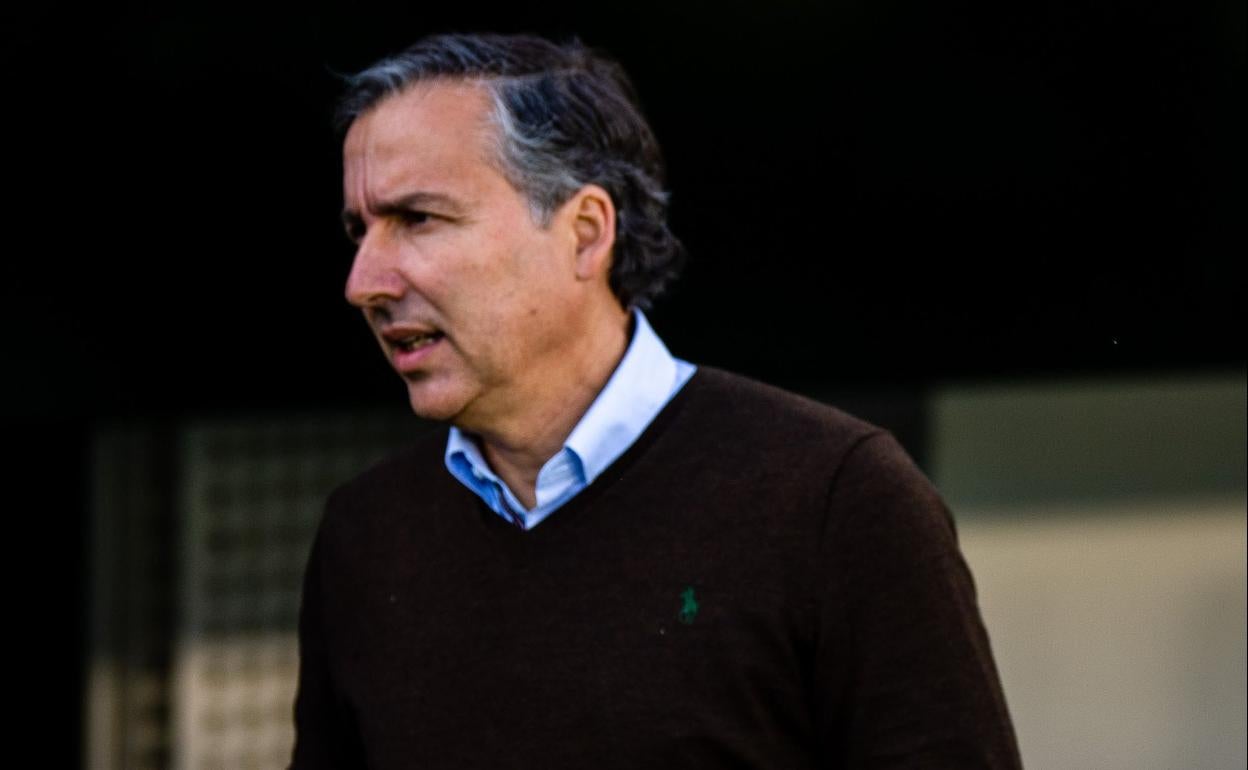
440, 222, 568, 333
461, 238, 537, 311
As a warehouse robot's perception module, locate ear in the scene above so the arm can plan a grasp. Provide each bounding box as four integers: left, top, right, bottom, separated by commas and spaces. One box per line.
566, 184, 616, 282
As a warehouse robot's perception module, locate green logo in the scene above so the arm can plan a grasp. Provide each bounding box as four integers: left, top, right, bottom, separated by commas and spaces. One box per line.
678, 586, 699, 625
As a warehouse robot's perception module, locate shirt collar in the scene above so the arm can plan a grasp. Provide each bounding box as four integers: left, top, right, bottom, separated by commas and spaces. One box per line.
444, 308, 680, 489
563, 308, 677, 484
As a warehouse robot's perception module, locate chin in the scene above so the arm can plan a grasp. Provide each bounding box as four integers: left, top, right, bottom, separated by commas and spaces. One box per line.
403, 379, 471, 423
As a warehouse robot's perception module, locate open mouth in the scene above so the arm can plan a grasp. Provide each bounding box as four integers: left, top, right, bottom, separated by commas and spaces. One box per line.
394, 331, 444, 352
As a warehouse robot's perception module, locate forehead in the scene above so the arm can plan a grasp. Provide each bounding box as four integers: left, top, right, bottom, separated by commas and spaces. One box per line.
342, 80, 499, 193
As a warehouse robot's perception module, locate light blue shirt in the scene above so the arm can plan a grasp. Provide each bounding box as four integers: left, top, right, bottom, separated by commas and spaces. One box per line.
444, 309, 696, 530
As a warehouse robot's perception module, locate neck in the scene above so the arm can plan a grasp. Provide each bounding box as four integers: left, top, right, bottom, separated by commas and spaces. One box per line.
465, 304, 632, 509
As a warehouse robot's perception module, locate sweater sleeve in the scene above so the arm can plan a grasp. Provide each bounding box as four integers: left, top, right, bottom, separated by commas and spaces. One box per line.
813, 432, 1022, 769
289, 516, 368, 770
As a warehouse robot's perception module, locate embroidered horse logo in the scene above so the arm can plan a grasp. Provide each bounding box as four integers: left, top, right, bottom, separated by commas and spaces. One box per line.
678, 586, 699, 625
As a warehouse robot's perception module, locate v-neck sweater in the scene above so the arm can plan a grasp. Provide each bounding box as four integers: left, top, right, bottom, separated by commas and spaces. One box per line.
290, 367, 1021, 769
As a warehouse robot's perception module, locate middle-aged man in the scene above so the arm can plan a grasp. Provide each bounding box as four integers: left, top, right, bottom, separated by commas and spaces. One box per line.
291, 32, 1022, 769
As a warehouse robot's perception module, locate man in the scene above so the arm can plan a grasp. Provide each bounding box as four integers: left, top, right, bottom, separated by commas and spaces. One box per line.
291, 33, 1021, 769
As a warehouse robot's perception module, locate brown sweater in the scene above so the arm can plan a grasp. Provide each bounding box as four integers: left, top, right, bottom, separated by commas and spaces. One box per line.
290, 367, 1021, 769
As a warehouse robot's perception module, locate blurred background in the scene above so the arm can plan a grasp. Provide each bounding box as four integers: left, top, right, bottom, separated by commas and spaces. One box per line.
4, 0, 1243, 767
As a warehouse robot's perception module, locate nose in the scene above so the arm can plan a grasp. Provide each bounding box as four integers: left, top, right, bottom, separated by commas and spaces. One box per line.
344, 226, 406, 308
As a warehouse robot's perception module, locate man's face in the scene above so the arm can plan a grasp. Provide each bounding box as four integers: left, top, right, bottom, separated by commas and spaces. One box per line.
342, 81, 588, 429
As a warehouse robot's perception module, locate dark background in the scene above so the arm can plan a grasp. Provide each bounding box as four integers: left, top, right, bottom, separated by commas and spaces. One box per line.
5, 0, 1242, 763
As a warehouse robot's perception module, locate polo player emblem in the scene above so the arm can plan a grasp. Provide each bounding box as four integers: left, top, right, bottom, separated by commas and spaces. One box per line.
678, 586, 699, 625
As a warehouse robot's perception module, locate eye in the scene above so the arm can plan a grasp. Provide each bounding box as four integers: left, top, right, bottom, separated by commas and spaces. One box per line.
342, 214, 365, 244
400, 210, 432, 227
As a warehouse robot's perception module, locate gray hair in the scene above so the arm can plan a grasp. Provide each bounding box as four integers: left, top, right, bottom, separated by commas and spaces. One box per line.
335, 33, 685, 310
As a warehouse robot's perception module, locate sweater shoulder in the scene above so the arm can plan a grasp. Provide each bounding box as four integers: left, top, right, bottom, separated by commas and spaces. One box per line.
317, 426, 456, 541
679, 368, 946, 538
336, 425, 449, 498
682, 366, 884, 455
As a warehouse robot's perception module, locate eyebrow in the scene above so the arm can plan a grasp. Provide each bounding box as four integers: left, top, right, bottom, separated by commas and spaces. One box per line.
341, 191, 470, 228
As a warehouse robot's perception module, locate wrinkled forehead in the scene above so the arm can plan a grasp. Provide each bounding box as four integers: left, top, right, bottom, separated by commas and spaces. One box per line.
342, 79, 499, 170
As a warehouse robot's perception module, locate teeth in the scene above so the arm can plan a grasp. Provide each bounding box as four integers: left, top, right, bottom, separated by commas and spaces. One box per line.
397, 333, 437, 352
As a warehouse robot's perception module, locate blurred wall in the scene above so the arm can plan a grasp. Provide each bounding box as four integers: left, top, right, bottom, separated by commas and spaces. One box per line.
934, 373, 1247, 769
